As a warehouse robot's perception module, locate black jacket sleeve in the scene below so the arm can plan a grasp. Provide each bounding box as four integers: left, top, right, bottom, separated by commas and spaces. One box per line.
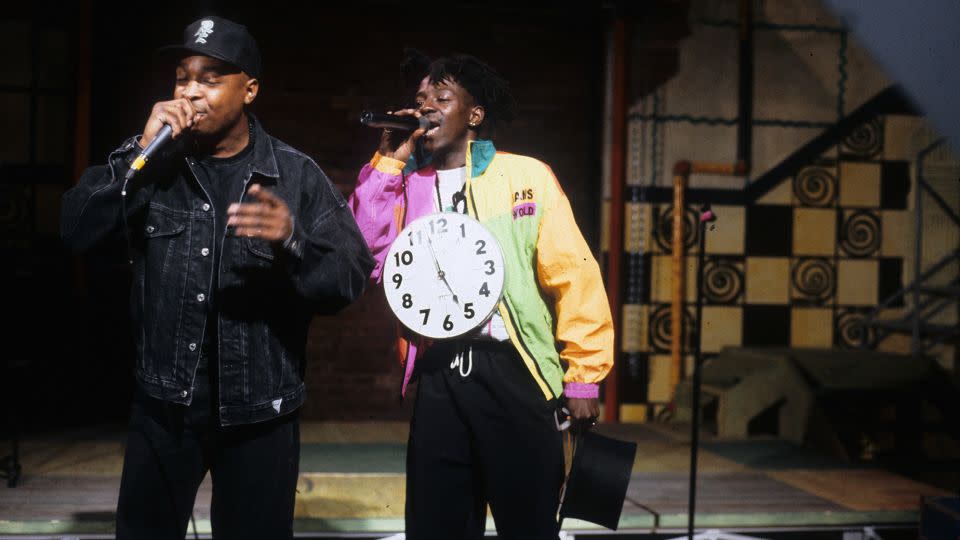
60, 136, 147, 253
279, 155, 375, 313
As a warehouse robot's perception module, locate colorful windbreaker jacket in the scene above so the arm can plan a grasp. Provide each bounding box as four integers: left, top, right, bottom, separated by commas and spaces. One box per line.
348, 139, 613, 401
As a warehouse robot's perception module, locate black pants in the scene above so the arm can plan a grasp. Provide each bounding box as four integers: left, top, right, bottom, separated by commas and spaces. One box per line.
406, 340, 564, 540
115, 365, 300, 540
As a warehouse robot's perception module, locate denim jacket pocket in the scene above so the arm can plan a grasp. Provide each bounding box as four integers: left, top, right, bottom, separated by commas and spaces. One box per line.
140, 204, 190, 383
143, 213, 186, 238
244, 237, 276, 261
142, 206, 189, 290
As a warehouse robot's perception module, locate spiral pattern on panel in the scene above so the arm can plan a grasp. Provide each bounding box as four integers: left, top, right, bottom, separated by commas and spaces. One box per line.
703, 258, 743, 304
842, 117, 883, 158
835, 309, 877, 349
653, 206, 698, 253
649, 304, 693, 353
793, 166, 837, 207
839, 210, 881, 257
791, 257, 836, 304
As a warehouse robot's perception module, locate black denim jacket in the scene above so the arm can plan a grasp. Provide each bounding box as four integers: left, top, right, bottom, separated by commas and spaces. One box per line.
61, 118, 374, 426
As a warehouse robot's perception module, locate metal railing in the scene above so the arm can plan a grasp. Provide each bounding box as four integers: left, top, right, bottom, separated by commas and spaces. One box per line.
860, 138, 960, 356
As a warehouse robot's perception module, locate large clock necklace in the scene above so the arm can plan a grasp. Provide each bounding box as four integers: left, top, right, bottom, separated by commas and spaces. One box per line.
382, 185, 506, 339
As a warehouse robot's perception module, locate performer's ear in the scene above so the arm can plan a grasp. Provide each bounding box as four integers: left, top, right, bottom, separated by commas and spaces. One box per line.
468, 106, 485, 129
244, 78, 259, 106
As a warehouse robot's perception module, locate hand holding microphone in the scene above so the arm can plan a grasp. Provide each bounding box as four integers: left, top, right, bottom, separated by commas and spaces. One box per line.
360, 111, 431, 131
126, 99, 199, 182
141, 98, 198, 148
362, 109, 430, 165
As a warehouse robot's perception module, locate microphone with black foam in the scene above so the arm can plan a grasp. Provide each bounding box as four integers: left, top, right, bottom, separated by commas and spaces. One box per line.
124, 123, 174, 184
360, 111, 431, 131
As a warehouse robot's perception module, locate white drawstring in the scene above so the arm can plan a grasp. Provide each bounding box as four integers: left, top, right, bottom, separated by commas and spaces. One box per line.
449, 344, 473, 377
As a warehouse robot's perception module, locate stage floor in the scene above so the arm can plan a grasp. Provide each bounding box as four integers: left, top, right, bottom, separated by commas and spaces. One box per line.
0, 421, 948, 538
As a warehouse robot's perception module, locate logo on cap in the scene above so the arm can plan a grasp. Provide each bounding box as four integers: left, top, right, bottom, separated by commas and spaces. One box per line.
194, 20, 215, 44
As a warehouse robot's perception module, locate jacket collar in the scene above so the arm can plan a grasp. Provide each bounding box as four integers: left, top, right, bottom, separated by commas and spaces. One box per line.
405, 138, 497, 178
467, 139, 496, 178
247, 114, 280, 179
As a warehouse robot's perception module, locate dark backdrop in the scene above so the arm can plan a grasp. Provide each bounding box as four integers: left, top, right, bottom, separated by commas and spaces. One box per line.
3, 1, 605, 430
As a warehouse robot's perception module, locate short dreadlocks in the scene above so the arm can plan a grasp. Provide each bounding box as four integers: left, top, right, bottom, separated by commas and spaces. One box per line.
401, 48, 517, 133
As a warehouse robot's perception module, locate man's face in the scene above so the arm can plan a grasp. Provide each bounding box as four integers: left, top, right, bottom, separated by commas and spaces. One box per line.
415, 76, 479, 158
173, 55, 257, 139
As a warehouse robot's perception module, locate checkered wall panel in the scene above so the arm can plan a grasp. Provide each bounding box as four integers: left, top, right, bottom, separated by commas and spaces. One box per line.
618, 114, 920, 407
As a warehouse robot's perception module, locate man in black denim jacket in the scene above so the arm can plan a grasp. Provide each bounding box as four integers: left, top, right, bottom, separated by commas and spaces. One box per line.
61, 16, 373, 539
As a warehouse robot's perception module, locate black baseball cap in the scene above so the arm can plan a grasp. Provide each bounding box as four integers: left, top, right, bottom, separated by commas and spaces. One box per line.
158, 16, 261, 79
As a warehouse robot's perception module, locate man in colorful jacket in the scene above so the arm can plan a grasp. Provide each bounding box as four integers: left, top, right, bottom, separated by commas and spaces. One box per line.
349, 51, 613, 539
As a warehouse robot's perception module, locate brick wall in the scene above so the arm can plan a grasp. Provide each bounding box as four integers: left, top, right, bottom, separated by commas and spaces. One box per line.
266, 6, 604, 420
73, 2, 605, 422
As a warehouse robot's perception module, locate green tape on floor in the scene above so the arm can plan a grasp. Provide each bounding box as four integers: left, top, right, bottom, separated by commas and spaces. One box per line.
299, 443, 407, 473
657, 510, 919, 528
702, 440, 864, 470
0, 511, 915, 536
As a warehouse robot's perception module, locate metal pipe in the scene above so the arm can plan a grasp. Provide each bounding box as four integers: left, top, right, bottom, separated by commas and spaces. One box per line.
863, 248, 960, 317
603, 17, 627, 423
687, 205, 712, 539
913, 138, 945, 358
736, 0, 754, 172
670, 164, 689, 395
72, 0, 92, 182
669, 161, 741, 402
71, 0, 93, 295
918, 176, 960, 227
691, 161, 749, 176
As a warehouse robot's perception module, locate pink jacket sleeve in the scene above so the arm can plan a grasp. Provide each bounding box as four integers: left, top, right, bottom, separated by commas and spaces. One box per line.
348, 153, 407, 283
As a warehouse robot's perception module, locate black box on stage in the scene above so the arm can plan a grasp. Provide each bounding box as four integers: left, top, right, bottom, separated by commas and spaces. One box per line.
920, 496, 960, 540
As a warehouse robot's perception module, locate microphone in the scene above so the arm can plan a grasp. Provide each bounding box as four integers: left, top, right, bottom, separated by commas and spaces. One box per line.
124, 124, 174, 182
360, 111, 430, 131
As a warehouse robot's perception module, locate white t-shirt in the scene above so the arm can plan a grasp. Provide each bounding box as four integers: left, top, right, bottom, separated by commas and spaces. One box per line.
435, 166, 466, 212
433, 167, 509, 341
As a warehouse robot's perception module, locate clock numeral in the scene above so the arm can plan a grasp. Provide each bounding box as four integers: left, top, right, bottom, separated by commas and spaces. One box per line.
394, 250, 413, 266
407, 230, 423, 246
475, 240, 487, 255
464, 302, 475, 319
479, 282, 490, 297
429, 218, 448, 235
460, 223, 466, 237
443, 315, 454, 331
402, 293, 413, 309
484, 260, 495, 275
419, 308, 430, 325
391, 273, 403, 289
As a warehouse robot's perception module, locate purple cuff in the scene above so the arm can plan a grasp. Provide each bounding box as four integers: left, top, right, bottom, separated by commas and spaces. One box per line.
563, 382, 599, 399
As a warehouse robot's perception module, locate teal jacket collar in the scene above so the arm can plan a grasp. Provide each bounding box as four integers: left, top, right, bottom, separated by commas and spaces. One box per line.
404, 139, 497, 178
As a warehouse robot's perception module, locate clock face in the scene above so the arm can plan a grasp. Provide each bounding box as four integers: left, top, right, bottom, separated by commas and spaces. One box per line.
383, 212, 506, 339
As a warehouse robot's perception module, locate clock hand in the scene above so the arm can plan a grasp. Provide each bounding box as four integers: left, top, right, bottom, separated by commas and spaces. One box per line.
425, 236, 442, 273
427, 237, 459, 305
